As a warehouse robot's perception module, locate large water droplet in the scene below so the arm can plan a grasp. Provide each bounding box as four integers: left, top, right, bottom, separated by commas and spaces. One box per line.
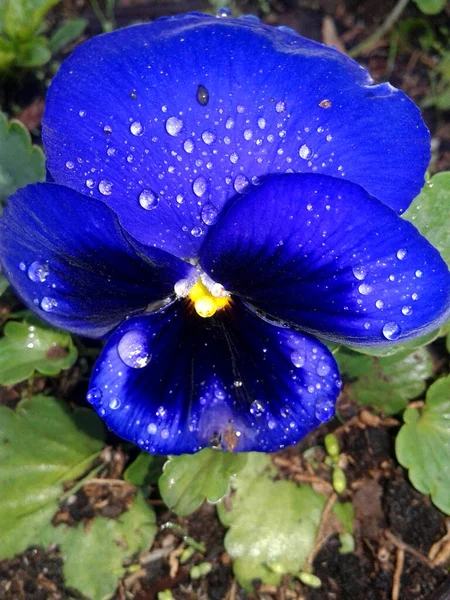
86, 388, 102, 404
201, 130, 216, 145
375, 299, 384, 309
315, 397, 335, 422
257, 117, 266, 130
352, 266, 366, 281
382, 322, 401, 341
396, 248, 407, 260
230, 152, 239, 164
98, 180, 113, 195
193, 176, 207, 197
28, 261, 49, 283
148, 423, 157, 434
201, 203, 219, 226
401, 305, 412, 316
216, 6, 231, 17
130, 121, 144, 136
233, 174, 249, 193
109, 397, 121, 410
196, 84, 209, 106
225, 117, 234, 129
65, 160, 74, 170
243, 129, 253, 141
41, 297, 58, 312
165, 116, 183, 136
358, 283, 372, 295
316, 361, 331, 377
161, 428, 169, 439
275, 101, 286, 113
117, 330, 151, 369
190, 226, 203, 238
415, 270, 423, 278
299, 144, 312, 160
139, 189, 159, 210
290, 350, 305, 368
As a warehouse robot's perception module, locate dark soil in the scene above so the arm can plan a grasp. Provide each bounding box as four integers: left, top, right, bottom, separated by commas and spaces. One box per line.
1, 0, 450, 599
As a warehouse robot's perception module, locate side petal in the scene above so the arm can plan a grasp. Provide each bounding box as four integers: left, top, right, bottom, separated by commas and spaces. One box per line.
88, 299, 340, 454
43, 13, 428, 257
0, 183, 193, 337
200, 174, 450, 346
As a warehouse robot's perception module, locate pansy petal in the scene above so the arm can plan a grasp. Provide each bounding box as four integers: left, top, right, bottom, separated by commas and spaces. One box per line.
88, 299, 340, 454
0, 183, 193, 337
200, 174, 450, 346
43, 13, 428, 257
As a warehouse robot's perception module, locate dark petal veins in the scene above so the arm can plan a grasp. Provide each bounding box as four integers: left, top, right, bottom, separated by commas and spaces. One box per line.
88, 299, 340, 454
200, 174, 450, 347
0, 183, 194, 338
43, 13, 429, 258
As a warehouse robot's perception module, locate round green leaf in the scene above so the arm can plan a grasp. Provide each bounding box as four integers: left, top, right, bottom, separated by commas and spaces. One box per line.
396, 376, 450, 514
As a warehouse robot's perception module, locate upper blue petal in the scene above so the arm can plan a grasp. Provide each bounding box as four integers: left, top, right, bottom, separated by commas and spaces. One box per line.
43, 12, 429, 258
0, 183, 193, 337
88, 298, 340, 454
200, 174, 450, 346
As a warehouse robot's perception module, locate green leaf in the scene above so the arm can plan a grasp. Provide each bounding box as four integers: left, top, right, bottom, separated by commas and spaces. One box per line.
124, 452, 157, 486
413, 0, 447, 14
0, 395, 105, 558
396, 376, 450, 514
159, 448, 248, 516
337, 347, 433, 414
3, 0, 60, 40
217, 454, 351, 591
0, 315, 78, 385
48, 18, 88, 54
14, 36, 51, 67
57, 491, 156, 600
403, 173, 450, 267
0, 112, 45, 206
0, 271, 9, 296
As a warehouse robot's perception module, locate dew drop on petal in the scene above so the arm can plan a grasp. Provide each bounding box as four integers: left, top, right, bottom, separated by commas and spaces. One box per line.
234, 174, 249, 193
290, 350, 305, 368
257, 117, 266, 130
41, 297, 58, 312
139, 189, 159, 210
402, 305, 413, 316
396, 248, 407, 260
201, 202, 219, 225
299, 144, 312, 160
216, 7, 231, 17
315, 397, 335, 422
19, 261, 26, 271
176, 194, 184, 204
109, 397, 121, 410
191, 226, 203, 238
196, 84, 209, 106
86, 388, 102, 404
183, 138, 194, 153
358, 283, 372, 295
130, 121, 144, 136
412, 293, 419, 300
382, 322, 401, 341
243, 129, 253, 141
230, 152, 239, 164
375, 299, 384, 309
98, 179, 113, 195
103, 125, 112, 134
316, 361, 331, 376
225, 117, 234, 129
193, 175, 207, 197
319, 99, 332, 108
165, 116, 183, 136
148, 423, 157, 434
86, 178, 95, 188
275, 101, 286, 113
352, 266, 366, 281
250, 400, 265, 416
28, 261, 49, 283
117, 330, 151, 369
65, 161, 74, 170
201, 130, 216, 145
161, 428, 169, 439
415, 270, 423, 278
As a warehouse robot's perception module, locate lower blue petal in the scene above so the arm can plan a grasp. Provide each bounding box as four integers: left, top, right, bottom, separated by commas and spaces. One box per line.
200, 174, 450, 346
88, 299, 340, 454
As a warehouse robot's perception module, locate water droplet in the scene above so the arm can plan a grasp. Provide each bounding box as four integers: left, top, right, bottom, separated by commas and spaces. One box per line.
382, 322, 401, 341
230, 152, 239, 164
176, 194, 184, 204
109, 397, 121, 410
299, 144, 312, 160
243, 129, 253, 141
415, 270, 423, 278
375, 299, 384, 309
236, 105, 245, 114
130, 121, 144, 136
65, 160, 74, 170
412, 293, 419, 300
19, 261, 26, 271
316, 361, 331, 376
268, 419, 276, 429
326, 134, 333, 142
41, 297, 58, 312
148, 423, 157, 434
216, 6, 231, 17
191, 226, 203, 237
275, 101, 286, 113
201, 129, 216, 145
86, 388, 102, 404
196, 84, 209, 106
183, 138, 194, 153
161, 428, 169, 439
139, 189, 159, 210
165, 116, 183, 136
291, 350, 305, 368
201, 203, 219, 225
396, 248, 407, 260
319, 99, 332, 108
402, 305, 412, 316
193, 175, 207, 197
103, 124, 112, 134
234, 174, 249, 193
28, 261, 49, 283
358, 283, 372, 295
315, 397, 335, 422
107, 147, 116, 157
78, 110, 86, 117
118, 330, 151, 369
352, 266, 366, 281
86, 178, 95, 188
233, 380, 243, 387
257, 117, 266, 130
98, 179, 113, 195
250, 400, 265, 416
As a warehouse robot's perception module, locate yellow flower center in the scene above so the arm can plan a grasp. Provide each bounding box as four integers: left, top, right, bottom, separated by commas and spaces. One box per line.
188, 280, 230, 318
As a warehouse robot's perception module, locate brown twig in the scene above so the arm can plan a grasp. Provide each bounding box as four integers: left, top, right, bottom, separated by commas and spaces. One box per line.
385, 531, 434, 568
305, 493, 338, 569
392, 547, 405, 600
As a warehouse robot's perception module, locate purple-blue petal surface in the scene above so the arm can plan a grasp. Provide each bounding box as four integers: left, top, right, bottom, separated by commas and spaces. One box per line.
43, 13, 429, 257
200, 174, 450, 346
0, 183, 193, 337
88, 299, 340, 454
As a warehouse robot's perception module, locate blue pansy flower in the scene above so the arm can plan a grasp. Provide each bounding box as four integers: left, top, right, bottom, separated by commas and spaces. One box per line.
1, 13, 450, 454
